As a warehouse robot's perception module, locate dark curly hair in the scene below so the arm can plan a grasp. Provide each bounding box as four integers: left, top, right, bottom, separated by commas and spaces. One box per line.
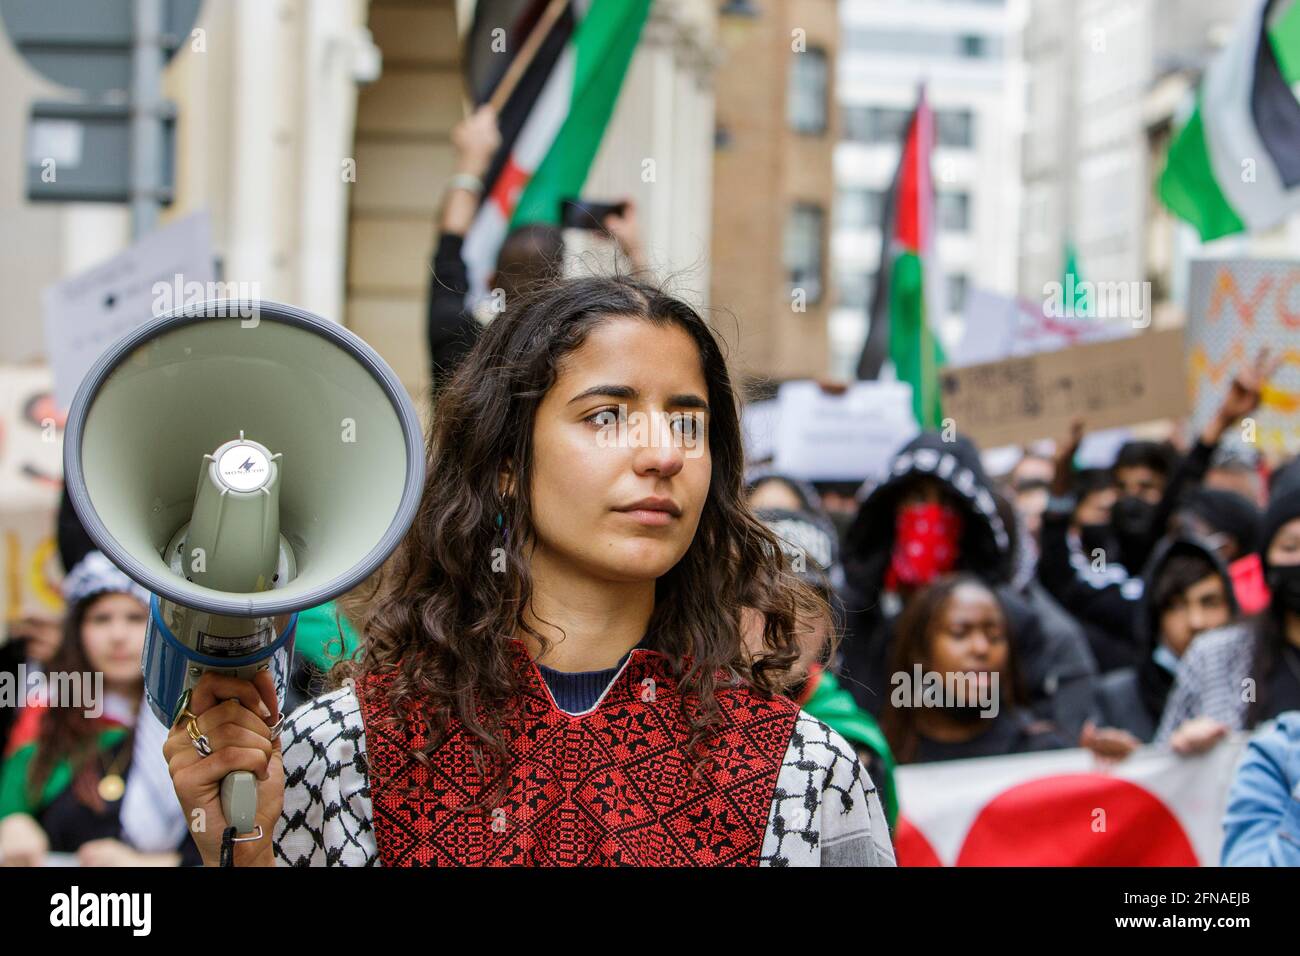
339, 274, 827, 785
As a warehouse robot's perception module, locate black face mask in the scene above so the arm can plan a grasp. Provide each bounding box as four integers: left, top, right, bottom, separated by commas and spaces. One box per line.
827, 509, 856, 548
1269, 565, 1300, 614
1112, 495, 1157, 540
1079, 523, 1119, 565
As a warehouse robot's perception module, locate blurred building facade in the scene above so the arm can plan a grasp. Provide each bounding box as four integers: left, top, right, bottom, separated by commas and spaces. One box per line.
1019, 0, 1251, 322
0, 0, 719, 400
709, 0, 840, 386
829, 0, 1027, 379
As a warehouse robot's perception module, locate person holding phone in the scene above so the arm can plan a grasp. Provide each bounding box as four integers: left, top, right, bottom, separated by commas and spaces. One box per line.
428, 105, 647, 398
167, 274, 896, 868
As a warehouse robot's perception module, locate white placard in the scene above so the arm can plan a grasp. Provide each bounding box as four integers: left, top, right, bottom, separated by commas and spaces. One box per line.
741, 398, 780, 465
772, 380, 918, 482
42, 212, 215, 409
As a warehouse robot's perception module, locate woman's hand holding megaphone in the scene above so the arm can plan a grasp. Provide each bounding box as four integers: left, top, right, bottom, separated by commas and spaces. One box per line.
164, 671, 283, 867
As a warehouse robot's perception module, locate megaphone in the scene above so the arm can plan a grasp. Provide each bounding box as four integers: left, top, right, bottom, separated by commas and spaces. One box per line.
63, 299, 425, 841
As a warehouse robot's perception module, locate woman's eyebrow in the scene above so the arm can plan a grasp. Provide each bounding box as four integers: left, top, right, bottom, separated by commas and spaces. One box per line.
565, 385, 710, 412
669, 393, 710, 412
567, 384, 637, 404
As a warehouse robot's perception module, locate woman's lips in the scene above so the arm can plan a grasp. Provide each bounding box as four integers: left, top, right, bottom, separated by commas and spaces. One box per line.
617, 508, 677, 527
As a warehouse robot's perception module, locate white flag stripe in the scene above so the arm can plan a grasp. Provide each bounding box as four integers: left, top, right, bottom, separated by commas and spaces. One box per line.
1202, 0, 1299, 230
462, 40, 578, 306
895, 739, 1248, 866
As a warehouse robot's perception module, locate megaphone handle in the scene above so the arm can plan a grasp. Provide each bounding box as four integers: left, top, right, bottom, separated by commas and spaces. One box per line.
220, 770, 259, 836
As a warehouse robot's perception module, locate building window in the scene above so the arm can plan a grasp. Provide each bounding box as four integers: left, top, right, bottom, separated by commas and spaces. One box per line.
837, 270, 873, 310
788, 47, 828, 134
842, 105, 911, 144
946, 274, 969, 313
936, 109, 974, 148
843, 105, 974, 149
844, 28, 1002, 59
835, 188, 884, 229
937, 191, 970, 232
785, 203, 825, 303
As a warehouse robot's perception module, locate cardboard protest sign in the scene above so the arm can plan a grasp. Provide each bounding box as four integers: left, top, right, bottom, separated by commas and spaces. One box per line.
939, 329, 1186, 449
1186, 258, 1300, 457
770, 380, 918, 482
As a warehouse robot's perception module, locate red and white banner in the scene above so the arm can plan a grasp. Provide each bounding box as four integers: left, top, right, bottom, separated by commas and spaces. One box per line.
894, 740, 1247, 866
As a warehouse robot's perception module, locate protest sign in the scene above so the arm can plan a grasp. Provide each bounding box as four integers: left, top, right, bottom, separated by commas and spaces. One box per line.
1186, 258, 1300, 457
952, 287, 1127, 368
42, 211, 214, 409
939, 329, 1186, 449
770, 380, 917, 482
0, 367, 65, 622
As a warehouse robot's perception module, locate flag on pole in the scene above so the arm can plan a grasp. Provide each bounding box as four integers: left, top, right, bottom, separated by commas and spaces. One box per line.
460, 0, 651, 303
1063, 240, 1089, 316
1158, 0, 1300, 241
854, 88, 947, 429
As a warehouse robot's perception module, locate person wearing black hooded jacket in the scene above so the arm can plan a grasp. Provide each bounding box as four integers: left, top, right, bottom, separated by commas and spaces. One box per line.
839, 432, 1097, 738
1087, 536, 1239, 745
1038, 353, 1277, 669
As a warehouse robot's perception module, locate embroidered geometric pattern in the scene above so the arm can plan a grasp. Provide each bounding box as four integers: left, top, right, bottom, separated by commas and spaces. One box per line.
357, 646, 801, 866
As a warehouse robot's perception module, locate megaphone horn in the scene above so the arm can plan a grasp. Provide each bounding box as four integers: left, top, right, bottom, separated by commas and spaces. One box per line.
63, 298, 425, 839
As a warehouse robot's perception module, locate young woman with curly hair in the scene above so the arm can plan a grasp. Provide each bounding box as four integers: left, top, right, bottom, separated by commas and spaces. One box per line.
166, 275, 895, 868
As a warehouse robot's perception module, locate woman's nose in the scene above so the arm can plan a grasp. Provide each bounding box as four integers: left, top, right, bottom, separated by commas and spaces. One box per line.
633, 413, 686, 477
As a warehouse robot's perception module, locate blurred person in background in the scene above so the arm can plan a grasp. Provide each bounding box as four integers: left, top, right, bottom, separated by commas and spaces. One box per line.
1174, 486, 1261, 566
1221, 712, 1300, 866
1108, 439, 1179, 573
1082, 537, 1239, 757
744, 483, 898, 827
812, 480, 867, 547
1113, 351, 1278, 575
427, 104, 646, 397
0, 616, 62, 763
1039, 355, 1273, 673
1006, 449, 1056, 542
840, 432, 1094, 736
881, 574, 1069, 765
994, 491, 1097, 738
0, 553, 198, 866
1156, 457, 1300, 754
1205, 444, 1267, 509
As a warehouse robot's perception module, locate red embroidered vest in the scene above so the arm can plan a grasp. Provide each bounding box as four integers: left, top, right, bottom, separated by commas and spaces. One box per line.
357, 644, 800, 866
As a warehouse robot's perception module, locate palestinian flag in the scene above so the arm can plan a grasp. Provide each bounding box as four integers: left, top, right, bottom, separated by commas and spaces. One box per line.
855, 89, 947, 429
1158, 0, 1300, 241
460, 0, 651, 303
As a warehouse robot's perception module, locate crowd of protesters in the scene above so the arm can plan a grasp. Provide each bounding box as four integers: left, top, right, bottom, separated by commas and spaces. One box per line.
2, 103, 1299, 867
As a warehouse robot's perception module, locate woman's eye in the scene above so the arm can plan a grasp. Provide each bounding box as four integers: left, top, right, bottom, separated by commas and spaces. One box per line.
670, 413, 704, 441
587, 408, 621, 428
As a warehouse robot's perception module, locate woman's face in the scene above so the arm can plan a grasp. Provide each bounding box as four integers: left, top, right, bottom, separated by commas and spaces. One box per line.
926, 583, 1008, 699
80, 592, 147, 687
1267, 517, 1300, 568
528, 316, 712, 583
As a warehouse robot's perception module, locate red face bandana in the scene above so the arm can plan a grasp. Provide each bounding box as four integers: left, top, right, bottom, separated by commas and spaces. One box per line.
887, 502, 963, 589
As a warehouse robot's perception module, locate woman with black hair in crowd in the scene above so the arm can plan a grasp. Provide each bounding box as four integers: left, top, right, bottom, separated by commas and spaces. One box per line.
881, 573, 1068, 765
0, 553, 199, 866
165, 275, 895, 867
1156, 457, 1300, 754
